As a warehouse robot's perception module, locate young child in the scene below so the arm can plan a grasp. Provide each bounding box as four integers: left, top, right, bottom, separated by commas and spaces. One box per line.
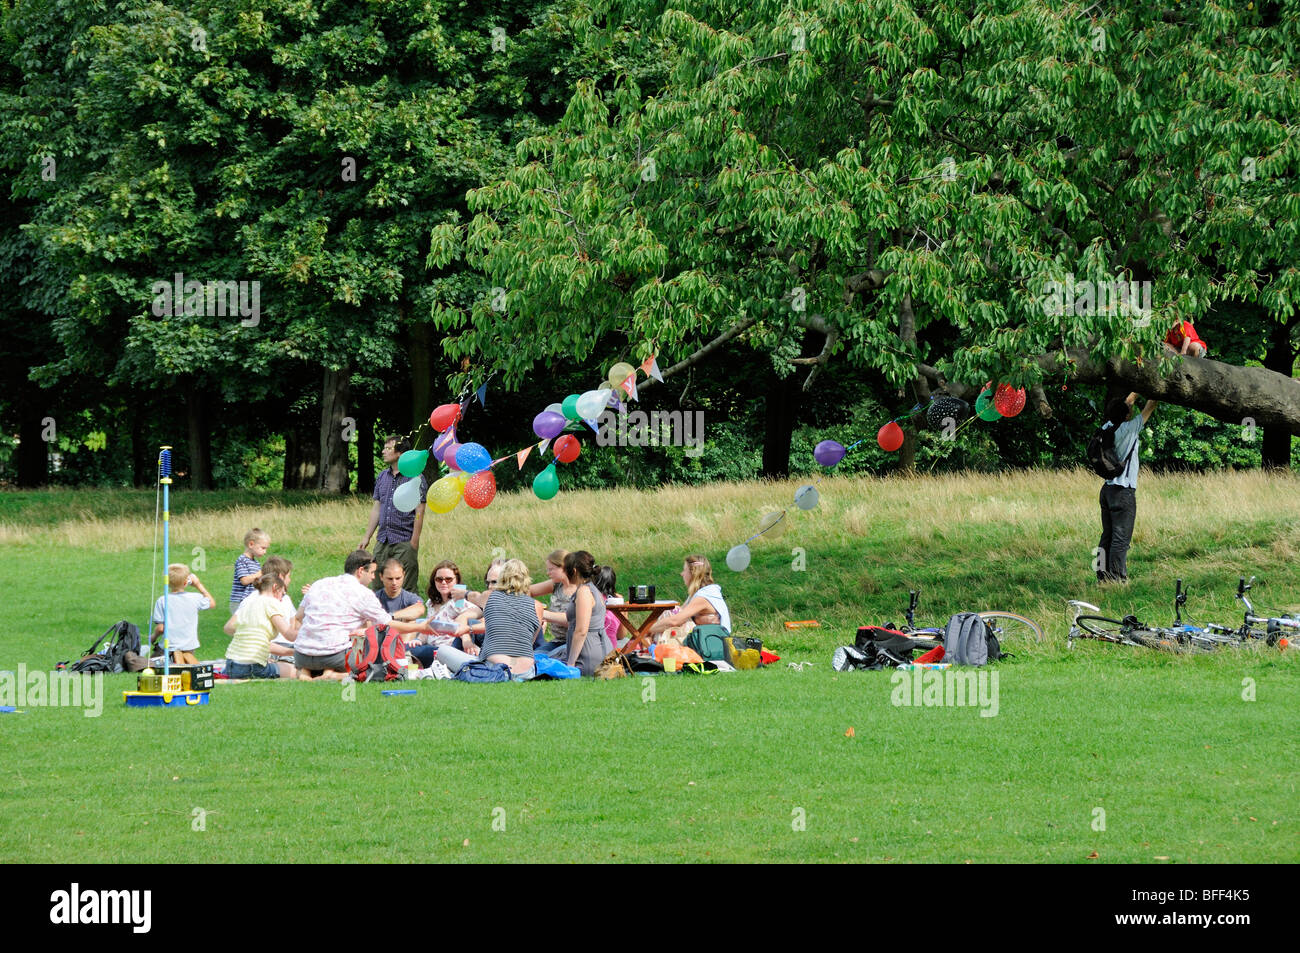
262, 555, 299, 677
230, 528, 270, 611
1165, 320, 1208, 358
223, 573, 298, 680
151, 563, 216, 665
594, 565, 623, 651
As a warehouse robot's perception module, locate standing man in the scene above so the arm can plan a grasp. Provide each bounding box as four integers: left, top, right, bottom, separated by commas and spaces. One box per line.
1098, 392, 1158, 584
361, 435, 426, 596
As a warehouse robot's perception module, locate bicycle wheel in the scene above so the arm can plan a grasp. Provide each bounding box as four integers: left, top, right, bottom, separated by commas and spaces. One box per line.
979, 611, 1043, 645
1074, 615, 1130, 642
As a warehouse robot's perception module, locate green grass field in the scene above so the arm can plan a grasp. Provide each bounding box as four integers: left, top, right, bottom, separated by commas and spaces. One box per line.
1, 470, 1297, 863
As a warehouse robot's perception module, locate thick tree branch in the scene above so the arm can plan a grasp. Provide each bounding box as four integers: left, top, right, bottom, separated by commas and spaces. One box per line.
639, 315, 758, 390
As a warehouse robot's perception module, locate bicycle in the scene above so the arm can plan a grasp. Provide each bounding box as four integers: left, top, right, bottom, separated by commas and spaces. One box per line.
1067, 579, 1239, 653
885, 589, 1043, 648
1205, 577, 1300, 647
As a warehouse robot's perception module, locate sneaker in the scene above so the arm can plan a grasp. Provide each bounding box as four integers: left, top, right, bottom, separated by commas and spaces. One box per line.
831, 645, 869, 672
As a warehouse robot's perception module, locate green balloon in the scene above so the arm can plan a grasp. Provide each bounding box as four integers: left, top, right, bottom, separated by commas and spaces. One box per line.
532, 464, 560, 500
398, 449, 429, 477
561, 394, 582, 421
975, 388, 1002, 422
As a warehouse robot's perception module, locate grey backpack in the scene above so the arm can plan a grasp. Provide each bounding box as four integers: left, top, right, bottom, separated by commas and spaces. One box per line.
943, 613, 1002, 666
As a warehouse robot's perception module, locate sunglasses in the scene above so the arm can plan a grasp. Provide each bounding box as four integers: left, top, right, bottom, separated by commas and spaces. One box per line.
434, 575, 457, 582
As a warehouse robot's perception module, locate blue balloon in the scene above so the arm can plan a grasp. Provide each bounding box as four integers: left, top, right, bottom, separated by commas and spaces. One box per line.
455, 442, 492, 474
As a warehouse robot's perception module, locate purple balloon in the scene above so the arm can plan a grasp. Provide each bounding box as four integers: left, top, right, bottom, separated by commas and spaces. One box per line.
532, 410, 567, 440
443, 441, 463, 470
432, 427, 456, 462
814, 439, 847, 467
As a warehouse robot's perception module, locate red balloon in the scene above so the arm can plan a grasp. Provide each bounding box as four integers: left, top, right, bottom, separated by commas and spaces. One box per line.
463, 470, 496, 509
429, 403, 461, 432
877, 421, 904, 452
994, 384, 1027, 418
554, 434, 581, 464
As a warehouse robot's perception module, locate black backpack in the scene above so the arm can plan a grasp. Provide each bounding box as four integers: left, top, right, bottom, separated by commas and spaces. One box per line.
1086, 420, 1134, 479
67, 620, 144, 674
942, 613, 1002, 666
831, 626, 926, 671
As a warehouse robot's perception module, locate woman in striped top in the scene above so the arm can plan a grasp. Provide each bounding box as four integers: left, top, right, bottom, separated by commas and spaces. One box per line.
436, 559, 539, 678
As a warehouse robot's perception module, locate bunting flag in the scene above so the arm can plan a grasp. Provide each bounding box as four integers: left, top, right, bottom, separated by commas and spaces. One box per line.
537, 438, 551, 456
640, 353, 663, 383
475, 382, 488, 407
584, 417, 602, 435
516, 445, 532, 469
619, 374, 638, 401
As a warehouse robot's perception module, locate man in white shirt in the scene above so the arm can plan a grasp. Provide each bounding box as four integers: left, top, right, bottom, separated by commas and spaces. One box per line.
1098, 392, 1158, 583
293, 550, 430, 679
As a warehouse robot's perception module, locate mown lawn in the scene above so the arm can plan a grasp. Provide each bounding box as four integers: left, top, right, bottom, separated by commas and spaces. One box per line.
1, 470, 1296, 863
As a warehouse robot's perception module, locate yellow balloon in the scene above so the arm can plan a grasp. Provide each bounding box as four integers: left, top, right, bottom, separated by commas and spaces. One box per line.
607, 362, 635, 389
427, 474, 464, 514
757, 507, 788, 539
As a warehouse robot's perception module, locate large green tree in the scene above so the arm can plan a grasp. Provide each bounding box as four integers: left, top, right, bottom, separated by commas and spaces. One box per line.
2, 0, 614, 488
430, 0, 1300, 471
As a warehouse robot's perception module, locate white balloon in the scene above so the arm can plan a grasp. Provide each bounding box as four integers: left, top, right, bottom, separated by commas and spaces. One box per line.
794, 484, 819, 510
544, 402, 564, 417
725, 543, 751, 572
575, 389, 610, 420
393, 478, 422, 513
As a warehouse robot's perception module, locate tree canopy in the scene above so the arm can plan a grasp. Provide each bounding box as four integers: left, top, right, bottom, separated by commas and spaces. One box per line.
432, 0, 1299, 464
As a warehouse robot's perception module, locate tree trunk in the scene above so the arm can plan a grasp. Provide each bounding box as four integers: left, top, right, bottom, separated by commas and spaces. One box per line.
409, 313, 433, 433
283, 421, 318, 490
356, 412, 375, 495
131, 402, 152, 487
1261, 315, 1296, 469
16, 407, 47, 487
761, 332, 817, 477
900, 294, 929, 473
184, 380, 213, 490
319, 365, 352, 493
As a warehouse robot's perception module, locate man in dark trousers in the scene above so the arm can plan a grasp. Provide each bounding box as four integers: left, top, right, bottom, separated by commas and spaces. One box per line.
1098, 392, 1158, 583
360, 435, 426, 595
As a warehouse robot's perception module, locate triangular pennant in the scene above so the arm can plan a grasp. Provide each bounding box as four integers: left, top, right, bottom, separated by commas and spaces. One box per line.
583, 417, 601, 434
641, 353, 663, 383
621, 376, 638, 401
475, 382, 488, 407
516, 446, 532, 470
537, 438, 551, 456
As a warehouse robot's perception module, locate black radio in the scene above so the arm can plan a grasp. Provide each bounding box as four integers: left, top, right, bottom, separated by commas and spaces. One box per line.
628, 584, 656, 604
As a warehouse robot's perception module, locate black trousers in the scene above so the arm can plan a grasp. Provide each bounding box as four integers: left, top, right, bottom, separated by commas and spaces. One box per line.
1098, 484, 1137, 581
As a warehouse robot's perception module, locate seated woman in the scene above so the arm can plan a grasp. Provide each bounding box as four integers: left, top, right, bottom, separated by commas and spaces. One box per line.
646, 554, 732, 642
557, 551, 607, 677
406, 560, 475, 668
527, 549, 576, 651
436, 559, 540, 679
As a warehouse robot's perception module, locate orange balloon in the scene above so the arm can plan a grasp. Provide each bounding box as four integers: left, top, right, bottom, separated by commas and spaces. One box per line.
429, 403, 461, 432
463, 470, 496, 509
554, 434, 581, 464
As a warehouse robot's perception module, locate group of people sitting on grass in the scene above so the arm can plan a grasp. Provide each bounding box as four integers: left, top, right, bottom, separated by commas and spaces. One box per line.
154, 541, 732, 683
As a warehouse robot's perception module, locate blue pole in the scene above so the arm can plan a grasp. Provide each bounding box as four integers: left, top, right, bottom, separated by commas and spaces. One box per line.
159, 447, 172, 682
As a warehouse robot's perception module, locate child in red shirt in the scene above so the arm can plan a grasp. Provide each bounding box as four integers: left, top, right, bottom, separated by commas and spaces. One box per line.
1165, 321, 1208, 358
